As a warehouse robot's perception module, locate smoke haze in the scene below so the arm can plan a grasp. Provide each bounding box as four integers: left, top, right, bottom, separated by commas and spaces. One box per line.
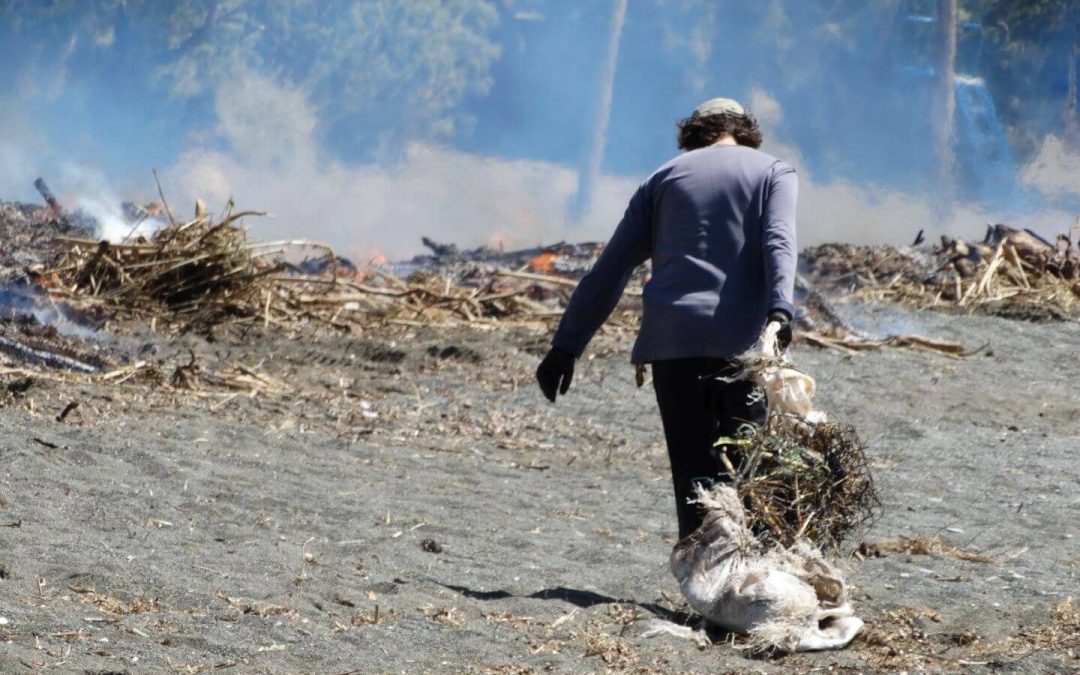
1, 2, 1077, 259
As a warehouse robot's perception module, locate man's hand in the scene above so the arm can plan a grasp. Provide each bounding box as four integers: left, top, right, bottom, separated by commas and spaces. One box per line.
536, 347, 575, 402
767, 310, 793, 351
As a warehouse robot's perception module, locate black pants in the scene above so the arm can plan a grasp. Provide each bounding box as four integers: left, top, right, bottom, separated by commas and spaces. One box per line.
652, 358, 767, 540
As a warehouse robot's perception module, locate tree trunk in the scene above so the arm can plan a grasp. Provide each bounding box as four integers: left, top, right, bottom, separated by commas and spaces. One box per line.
1066, 41, 1078, 142
572, 0, 629, 222
933, 0, 958, 206
1063, 3, 1079, 144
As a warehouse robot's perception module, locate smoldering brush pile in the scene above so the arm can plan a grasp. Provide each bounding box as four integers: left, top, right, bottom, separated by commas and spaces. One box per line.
45, 206, 274, 329
41, 206, 641, 335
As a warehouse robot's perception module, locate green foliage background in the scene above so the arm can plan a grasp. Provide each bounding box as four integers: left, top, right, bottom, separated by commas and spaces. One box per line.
1, 0, 501, 156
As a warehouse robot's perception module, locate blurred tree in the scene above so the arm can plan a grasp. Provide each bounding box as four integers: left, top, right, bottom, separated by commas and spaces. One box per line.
965, 0, 1079, 149
0, 0, 501, 158
659, 0, 1075, 170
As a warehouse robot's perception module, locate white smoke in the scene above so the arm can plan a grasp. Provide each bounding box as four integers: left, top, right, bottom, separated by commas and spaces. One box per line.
1021, 134, 1080, 202
760, 98, 1078, 246
165, 71, 639, 260
5, 69, 1076, 262
0, 102, 48, 202
165, 74, 1077, 262
169, 142, 639, 260
214, 71, 318, 169
73, 196, 162, 242
47, 162, 163, 242
0, 139, 34, 203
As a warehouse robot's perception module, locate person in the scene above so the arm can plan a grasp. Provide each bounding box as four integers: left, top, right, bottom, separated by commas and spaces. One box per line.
536, 97, 798, 541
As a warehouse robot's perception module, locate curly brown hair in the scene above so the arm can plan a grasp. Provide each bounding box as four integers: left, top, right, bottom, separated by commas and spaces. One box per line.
676, 111, 763, 151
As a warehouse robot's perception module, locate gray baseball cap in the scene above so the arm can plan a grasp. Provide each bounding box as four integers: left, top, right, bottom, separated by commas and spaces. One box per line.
691, 97, 745, 118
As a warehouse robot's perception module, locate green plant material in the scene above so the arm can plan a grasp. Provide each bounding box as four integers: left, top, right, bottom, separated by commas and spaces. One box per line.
733, 419, 881, 551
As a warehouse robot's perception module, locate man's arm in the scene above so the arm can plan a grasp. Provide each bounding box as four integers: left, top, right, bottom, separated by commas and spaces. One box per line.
763, 163, 798, 321
551, 182, 652, 358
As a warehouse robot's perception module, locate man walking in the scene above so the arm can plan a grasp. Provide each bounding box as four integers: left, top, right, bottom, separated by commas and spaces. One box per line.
536, 98, 798, 541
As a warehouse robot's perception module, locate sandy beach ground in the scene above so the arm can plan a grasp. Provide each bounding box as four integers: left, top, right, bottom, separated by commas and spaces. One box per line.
0, 301, 1078, 673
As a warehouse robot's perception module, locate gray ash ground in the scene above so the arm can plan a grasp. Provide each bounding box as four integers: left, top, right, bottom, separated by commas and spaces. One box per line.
0, 299, 1078, 673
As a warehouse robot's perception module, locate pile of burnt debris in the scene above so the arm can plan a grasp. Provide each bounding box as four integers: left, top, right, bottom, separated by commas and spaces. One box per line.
0, 180, 95, 275
0, 182, 640, 379
0, 180, 110, 375
802, 223, 1080, 322
42, 211, 617, 334
407, 236, 610, 278
397, 236, 966, 357
0, 177, 1011, 378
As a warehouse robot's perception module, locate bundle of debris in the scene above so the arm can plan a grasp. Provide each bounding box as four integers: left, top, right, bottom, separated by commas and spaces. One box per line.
722, 334, 880, 550
658, 332, 873, 654
802, 223, 1080, 321
733, 419, 879, 549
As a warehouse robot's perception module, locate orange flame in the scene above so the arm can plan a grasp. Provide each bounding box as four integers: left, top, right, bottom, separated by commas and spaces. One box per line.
529, 251, 561, 274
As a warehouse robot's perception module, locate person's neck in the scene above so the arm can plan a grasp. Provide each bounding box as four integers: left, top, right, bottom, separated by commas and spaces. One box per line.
711, 135, 737, 146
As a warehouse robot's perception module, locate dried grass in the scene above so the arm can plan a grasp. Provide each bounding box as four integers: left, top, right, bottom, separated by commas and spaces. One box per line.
573, 612, 642, 670
856, 607, 943, 667
213, 590, 296, 619
1010, 597, 1080, 653
68, 584, 161, 615
851, 599, 1080, 670
857, 535, 994, 563
48, 208, 277, 329
420, 605, 465, 628
730, 419, 880, 550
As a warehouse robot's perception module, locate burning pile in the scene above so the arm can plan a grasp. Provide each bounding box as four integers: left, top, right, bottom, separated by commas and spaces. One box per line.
41, 206, 641, 334
406, 237, 613, 281
802, 224, 1080, 321
45, 207, 278, 329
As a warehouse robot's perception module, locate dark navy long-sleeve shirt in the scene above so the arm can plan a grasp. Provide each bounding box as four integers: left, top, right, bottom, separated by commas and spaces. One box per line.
552, 144, 798, 363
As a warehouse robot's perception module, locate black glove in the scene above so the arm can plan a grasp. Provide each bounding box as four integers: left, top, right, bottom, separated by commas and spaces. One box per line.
536, 347, 575, 402
768, 309, 793, 351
